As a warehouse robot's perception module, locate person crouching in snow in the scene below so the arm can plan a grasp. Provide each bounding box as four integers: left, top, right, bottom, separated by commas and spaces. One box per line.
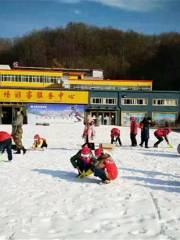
0, 131, 13, 161
94, 152, 118, 184
110, 128, 122, 146
153, 125, 172, 148
32, 134, 48, 150
70, 145, 95, 178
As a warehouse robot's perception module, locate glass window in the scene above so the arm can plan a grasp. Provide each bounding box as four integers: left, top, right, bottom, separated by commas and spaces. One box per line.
105, 98, 117, 105
153, 99, 178, 106
90, 98, 103, 104
121, 98, 148, 105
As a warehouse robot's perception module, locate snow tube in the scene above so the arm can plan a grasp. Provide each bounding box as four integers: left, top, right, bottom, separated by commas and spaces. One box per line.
177, 144, 180, 154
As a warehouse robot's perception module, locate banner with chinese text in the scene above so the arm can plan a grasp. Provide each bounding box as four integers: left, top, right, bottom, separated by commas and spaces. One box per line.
0, 89, 88, 104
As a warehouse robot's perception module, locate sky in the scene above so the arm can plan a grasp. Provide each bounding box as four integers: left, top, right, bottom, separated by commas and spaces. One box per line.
0, 120, 180, 239
0, 0, 180, 38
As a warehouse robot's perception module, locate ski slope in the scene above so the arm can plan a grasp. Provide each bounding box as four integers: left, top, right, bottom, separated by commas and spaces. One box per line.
0, 123, 179, 240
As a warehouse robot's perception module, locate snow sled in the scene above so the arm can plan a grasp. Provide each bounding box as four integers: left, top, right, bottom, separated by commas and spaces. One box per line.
177, 144, 180, 154
101, 143, 115, 152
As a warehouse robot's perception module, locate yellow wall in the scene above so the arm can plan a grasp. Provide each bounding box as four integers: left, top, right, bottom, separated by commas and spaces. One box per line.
69, 79, 152, 87
0, 70, 63, 77
0, 89, 88, 104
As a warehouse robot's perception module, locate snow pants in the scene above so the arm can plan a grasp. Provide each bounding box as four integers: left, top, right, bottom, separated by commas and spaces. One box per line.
0, 138, 12, 161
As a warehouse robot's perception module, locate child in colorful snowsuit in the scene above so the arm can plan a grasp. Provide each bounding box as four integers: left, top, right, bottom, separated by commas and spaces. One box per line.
82, 121, 95, 150
32, 134, 48, 149
0, 131, 12, 161
110, 128, 122, 146
153, 127, 172, 148
130, 117, 138, 146
94, 152, 118, 184
70, 145, 95, 177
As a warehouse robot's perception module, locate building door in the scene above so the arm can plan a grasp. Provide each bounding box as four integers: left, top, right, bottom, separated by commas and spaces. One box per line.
1, 106, 13, 124
90, 111, 117, 125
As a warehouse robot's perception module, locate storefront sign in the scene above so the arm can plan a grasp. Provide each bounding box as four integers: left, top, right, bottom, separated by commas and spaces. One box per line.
0, 89, 88, 104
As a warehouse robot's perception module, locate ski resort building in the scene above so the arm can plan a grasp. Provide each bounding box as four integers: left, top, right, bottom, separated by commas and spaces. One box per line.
0, 65, 179, 126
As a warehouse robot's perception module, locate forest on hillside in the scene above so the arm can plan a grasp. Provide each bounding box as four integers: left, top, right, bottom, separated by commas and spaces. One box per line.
0, 22, 180, 90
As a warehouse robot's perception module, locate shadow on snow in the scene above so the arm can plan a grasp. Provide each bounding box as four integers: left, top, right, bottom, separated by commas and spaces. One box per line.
122, 175, 180, 193
32, 168, 99, 184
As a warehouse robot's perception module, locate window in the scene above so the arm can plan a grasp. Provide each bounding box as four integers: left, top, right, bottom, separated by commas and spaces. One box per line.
90, 97, 117, 105
105, 98, 117, 105
152, 99, 178, 106
90, 98, 103, 104
121, 98, 148, 105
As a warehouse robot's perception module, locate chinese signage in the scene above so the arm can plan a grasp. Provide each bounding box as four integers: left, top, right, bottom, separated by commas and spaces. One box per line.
0, 89, 88, 104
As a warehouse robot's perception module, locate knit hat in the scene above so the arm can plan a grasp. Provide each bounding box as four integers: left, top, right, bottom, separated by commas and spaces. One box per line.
81, 146, 91, 158
34, 134, 40, 140
95, 147, 103, 158
130, 116, 136, 121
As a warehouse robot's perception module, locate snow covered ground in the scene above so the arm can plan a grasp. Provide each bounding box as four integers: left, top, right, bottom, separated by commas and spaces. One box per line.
0, 122, 180, 240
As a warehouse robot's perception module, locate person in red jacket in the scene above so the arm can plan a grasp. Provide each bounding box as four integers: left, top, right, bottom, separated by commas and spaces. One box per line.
110, 128, 122, 146
94, 153, 118, 184
153, 127, 172, 148
130, 116, 138, 146
0, 131, 12, 161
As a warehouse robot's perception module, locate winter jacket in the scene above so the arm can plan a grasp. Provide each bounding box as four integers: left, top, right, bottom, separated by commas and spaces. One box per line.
82, 125, 95, 143
111, 128, 120, 137
0, 131, 12, 142
140, 118, 151, 139
154, 128, 171, 138
130, 121, 138, 134
104, 157, 118, 180
33, 138, 47, 149
80, 156, 93, 166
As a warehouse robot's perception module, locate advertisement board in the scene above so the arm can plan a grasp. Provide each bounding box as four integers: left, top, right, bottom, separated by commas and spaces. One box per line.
27, 104, 85, 124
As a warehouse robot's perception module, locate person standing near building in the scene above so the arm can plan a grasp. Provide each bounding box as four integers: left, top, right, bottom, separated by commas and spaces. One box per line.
82, 120, 95, 150
11, 108, 26, 154
130, 117, 138, 146
139, 117, 151, 148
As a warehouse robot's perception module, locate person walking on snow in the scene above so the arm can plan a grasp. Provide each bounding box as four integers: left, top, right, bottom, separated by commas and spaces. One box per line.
130, 117, 138, 146
0, 131, 13, 161
153, 125, 172, 148
110, 128, 122, 146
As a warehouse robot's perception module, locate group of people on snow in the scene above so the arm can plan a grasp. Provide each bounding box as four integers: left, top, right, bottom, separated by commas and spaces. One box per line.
70, 143, 118, 184
0, 107, 48, 162
69, 115, 173, 183
111, 116, 172, 149
0, 111, 173, 185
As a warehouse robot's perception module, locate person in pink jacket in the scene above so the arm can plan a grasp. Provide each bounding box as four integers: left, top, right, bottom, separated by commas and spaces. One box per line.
130, 116, 138, 146
153, 126, 172, 148
82, 121, 95, 150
